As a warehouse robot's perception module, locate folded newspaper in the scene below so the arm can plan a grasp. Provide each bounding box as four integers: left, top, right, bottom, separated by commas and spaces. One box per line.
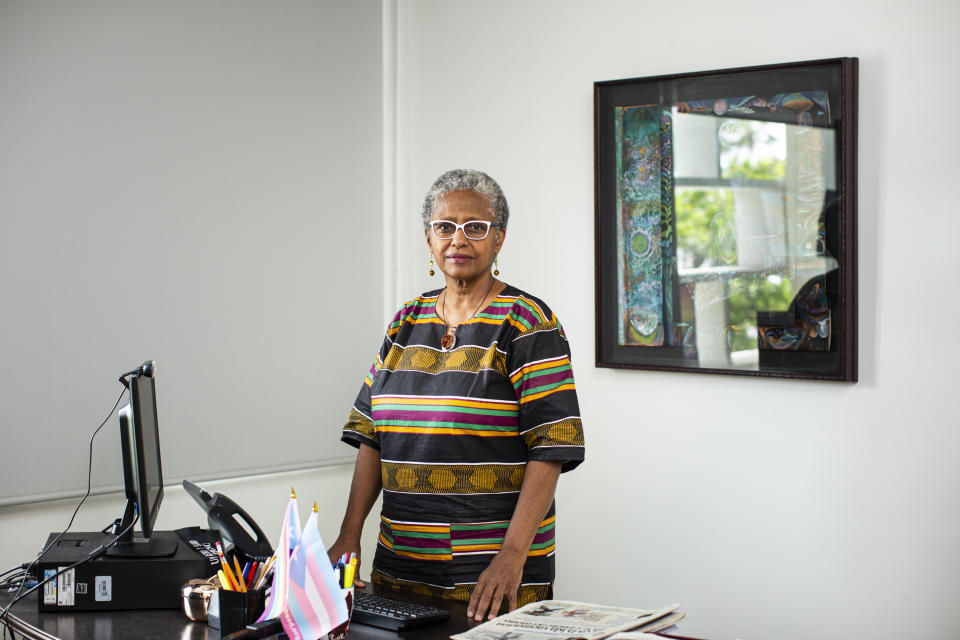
450, 601, 685, 640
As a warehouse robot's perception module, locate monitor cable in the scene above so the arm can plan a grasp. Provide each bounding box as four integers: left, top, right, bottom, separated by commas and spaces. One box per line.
0, 565, 30, 592
0, 385, 128, 629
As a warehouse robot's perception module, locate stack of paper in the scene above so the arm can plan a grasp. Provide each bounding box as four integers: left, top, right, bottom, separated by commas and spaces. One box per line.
451, 600, 686, 640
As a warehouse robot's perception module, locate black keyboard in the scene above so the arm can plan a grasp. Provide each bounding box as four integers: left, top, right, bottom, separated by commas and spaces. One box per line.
351, 591, 452, 631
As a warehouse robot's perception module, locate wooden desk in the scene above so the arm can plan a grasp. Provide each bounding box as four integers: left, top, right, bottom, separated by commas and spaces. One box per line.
0, 587, 476, 640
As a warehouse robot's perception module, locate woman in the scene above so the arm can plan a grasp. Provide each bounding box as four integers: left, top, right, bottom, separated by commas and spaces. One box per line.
328, 169, 584, 621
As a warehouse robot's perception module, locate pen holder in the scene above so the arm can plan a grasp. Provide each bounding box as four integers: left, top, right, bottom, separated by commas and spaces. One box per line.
326, 588, 354, 640
207, 588, 266, 635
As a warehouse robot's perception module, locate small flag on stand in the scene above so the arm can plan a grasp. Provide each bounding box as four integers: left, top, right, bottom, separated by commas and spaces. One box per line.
259, 488, 303, 622
281, 502, 350, 639
258, 490, 352, 640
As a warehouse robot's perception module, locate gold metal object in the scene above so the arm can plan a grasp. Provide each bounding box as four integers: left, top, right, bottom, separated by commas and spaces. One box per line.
181, 578, 217, 622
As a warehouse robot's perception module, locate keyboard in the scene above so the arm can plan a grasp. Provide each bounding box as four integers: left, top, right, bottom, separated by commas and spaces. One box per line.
351, 591, 452, 631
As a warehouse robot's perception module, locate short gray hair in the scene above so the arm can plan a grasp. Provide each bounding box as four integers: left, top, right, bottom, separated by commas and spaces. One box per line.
420, 169, 509, 231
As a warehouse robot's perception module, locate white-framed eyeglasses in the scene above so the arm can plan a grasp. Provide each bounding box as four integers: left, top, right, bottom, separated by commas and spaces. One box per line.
429, 220, 500, 241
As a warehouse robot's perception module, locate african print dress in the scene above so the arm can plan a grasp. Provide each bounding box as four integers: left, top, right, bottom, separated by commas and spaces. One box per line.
341, 285, 585, 603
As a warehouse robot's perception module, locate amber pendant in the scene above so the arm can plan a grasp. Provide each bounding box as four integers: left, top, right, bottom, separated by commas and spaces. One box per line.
441, 327, 456, 350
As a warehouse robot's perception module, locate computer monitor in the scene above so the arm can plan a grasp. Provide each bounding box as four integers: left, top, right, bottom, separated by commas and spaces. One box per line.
108, 372, 176, 557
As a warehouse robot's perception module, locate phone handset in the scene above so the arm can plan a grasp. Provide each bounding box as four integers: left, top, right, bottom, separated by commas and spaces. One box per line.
183, 479, 275, 563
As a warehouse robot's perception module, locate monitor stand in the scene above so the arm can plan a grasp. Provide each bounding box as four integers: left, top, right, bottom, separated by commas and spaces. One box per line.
105, 530, 179, 558
103, 499, 178, 557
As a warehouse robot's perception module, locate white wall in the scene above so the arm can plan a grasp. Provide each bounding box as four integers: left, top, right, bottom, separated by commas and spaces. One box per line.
3, 3, 959, 640
394, 1, 960, 639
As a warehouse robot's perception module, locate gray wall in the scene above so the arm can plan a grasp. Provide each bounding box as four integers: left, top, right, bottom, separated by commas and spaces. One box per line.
0, 0, 384, 504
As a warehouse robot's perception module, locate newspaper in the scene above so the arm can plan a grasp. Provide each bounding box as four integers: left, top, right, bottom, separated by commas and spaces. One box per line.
450, 600, 683, 640
609, 609, 687, 637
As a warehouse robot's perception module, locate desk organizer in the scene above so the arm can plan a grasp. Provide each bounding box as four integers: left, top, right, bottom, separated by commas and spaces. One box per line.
208, 588, 266, 635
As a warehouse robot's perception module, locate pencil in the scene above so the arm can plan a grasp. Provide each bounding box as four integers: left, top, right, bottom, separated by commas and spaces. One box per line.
232, 555, 247, 592
218, 569, 231, 591
216, 542, 240, 591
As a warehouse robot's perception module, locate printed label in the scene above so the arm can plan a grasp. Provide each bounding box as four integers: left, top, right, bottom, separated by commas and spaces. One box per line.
189, 538, 222, 568
57, 568, 75, 606
76, 582, 88, 595
43, 569, 57, 605
95, 575, 112, 602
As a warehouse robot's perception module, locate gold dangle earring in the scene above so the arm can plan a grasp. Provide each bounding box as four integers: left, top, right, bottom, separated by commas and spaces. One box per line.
493, 256, 500, 277
429, 256, 435, 276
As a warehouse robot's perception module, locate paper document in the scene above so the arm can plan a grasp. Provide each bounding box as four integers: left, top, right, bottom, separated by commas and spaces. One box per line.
450, 600, 682, 640
611, 609, 686, 636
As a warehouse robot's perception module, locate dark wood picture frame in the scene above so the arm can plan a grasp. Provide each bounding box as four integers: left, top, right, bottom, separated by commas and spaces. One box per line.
594, 58, 857, 381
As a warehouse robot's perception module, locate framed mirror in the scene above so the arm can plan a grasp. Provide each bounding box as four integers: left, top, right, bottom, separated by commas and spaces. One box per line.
594, 58, 857, 381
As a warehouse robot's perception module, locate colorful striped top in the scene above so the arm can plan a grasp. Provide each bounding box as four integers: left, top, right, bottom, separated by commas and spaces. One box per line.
341, 284, 585, 590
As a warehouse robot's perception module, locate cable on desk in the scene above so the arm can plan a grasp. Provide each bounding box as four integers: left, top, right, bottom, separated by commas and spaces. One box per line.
0, 566, 32, 592
0, 386, 127, 629
0, 566, 26, 585
1, 505, 140, 623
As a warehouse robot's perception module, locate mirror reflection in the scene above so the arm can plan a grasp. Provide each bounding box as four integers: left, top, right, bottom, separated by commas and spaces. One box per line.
614, 92, 838, 370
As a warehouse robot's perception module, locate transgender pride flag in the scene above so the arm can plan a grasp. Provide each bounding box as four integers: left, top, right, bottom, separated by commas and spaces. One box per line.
258, 492, 350, 640
259, 490, 302, 622
280, 508, 350, 640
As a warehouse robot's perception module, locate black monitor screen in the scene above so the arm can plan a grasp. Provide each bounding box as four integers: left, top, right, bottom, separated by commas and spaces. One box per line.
121, 375, 164, 538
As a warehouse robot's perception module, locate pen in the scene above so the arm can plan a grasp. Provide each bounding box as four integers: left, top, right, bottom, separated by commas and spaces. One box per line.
246, 561, 258, 589
252, 561, 264, 589
252, 562, 264, 589
343, 557, 357, 589
254, 554, 276, 590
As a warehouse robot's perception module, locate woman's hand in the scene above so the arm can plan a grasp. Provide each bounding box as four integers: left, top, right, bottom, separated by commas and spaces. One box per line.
466, 548, 525, 620
466, 461, 562, 621
327, 538, 366, 588
326, 444, 382, 589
